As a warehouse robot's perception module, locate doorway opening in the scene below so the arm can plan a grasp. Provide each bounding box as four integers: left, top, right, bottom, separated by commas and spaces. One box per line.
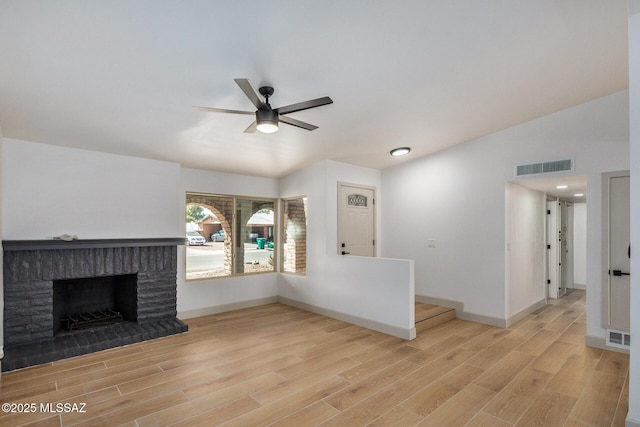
506, 174, 587, 304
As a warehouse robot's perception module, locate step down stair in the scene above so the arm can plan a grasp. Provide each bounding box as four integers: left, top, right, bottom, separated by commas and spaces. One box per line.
415, 303, 456, 333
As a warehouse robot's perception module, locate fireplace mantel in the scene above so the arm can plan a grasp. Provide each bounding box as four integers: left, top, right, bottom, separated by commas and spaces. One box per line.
2, 237, 185, 251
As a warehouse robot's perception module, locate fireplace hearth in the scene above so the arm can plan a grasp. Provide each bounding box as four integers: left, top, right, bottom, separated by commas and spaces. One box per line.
2, 238, 187, 372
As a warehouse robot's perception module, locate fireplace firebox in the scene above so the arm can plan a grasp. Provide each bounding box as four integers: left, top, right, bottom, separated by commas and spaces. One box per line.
53, 274, 137, 334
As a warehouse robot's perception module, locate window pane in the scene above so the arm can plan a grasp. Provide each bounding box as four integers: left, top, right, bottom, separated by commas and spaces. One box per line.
185, 193, 234, 280
236, 198, 275, 274
282, 197, 307, 274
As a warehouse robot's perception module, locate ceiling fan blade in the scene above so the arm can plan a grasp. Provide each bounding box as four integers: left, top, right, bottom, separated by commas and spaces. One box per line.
280, 115, 318, 131
192, 106, 254, 115
234, 78, 267, 110
275, 96, 333, 115
243, 121, 257, 133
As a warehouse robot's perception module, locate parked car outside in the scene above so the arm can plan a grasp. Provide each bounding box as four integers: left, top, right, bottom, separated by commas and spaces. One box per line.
186, 231, 206, 246
211, 230, 225, 242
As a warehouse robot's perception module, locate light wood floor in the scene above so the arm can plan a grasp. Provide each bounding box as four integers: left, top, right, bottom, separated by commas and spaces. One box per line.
0, 290, 629, 426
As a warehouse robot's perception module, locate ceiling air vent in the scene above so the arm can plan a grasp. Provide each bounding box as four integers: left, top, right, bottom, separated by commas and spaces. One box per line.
515, 159, 573, 177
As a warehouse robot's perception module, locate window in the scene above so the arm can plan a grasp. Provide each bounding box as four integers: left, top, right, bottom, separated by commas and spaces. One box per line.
281, 196, 307, 275
185, 192, 276, 280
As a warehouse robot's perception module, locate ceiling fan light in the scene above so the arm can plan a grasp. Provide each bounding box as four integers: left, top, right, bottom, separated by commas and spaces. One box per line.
390, 147, 411, 156
256, 122, 278, 133
256, 110, 279, 133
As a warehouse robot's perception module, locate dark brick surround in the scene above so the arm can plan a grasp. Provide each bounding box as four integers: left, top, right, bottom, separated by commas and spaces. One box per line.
2, 239, 187, 371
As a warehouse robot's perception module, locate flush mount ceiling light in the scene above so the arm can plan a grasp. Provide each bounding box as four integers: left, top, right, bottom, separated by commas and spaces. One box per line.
556, 185, 568, 189
390, 147, 411, 157
574, 193, 584, 197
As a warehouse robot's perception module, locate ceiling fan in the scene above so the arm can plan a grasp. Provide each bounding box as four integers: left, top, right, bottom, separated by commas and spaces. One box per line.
193, 78, 333, 134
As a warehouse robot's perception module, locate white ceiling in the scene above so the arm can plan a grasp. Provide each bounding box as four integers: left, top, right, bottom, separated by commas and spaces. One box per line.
0, 1, 629, 178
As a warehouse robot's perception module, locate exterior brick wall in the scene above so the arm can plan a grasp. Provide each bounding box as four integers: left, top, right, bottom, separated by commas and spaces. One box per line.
283, 198, 307, 274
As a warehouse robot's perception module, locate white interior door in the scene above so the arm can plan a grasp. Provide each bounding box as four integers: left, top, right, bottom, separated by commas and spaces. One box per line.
338, 183, 375, 257
608, 175, 630, 330
559, 200, 568, 297
547, 199, 561, 299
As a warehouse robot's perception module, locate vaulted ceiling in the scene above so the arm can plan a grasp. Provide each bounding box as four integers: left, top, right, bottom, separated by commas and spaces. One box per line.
0, 1, 629, 178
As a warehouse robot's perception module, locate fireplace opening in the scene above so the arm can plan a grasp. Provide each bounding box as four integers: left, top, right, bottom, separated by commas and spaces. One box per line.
53, 274, 137, 335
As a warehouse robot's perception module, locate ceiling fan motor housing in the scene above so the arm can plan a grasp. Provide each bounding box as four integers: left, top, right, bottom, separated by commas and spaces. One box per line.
256, 109, 278, 125
255, 109, 279, 133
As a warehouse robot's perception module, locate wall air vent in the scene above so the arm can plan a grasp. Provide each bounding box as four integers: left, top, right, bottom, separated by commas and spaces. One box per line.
515, 159, 573, 177
606, 329, 630, 350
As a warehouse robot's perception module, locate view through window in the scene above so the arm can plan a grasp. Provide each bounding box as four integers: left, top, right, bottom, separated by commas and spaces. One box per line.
185, 192, 276, 280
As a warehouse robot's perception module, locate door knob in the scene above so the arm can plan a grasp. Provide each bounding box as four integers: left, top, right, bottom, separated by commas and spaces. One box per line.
610, 269, 630, 276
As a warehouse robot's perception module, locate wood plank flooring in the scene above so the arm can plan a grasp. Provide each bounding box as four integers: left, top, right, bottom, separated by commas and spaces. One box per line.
0, 289, 629, 426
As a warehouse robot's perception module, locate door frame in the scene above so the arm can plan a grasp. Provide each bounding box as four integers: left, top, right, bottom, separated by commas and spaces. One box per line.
337, 181, 377, 257
602, 170, 630, 329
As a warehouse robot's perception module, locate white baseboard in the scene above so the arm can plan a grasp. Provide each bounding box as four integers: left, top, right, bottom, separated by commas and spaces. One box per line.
279, 297, 416, 340
457, 312, 507, 328
178, 296, 279, 319
505, 299, 547, 328
571, 283, 587, 290
178, 296, 416, 340
416, 294, 506, 327
415, 295, 546, 329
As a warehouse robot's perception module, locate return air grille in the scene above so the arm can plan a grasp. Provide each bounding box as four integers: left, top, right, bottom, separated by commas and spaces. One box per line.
606, 329, 630, 349
515, 159, 573, 177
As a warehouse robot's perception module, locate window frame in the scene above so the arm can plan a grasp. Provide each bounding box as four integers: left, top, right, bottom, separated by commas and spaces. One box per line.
185, 192, 278, 281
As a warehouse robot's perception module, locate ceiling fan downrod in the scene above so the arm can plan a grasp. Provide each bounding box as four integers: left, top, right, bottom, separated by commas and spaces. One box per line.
258, 86, 275, 109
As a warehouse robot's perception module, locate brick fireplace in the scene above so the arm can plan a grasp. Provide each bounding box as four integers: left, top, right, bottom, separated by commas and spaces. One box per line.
2, 238, 187, 371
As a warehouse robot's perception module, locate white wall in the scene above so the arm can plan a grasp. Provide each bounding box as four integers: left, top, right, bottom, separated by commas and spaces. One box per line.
505, 182, 546, 321
1, 138, 183, 367
627, 1, 640, 425
573, 202, 587, 287
278, 160, 415, 339
2, 139, 182, 239
382, 91, 629, 331
177, 167, 280, 317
